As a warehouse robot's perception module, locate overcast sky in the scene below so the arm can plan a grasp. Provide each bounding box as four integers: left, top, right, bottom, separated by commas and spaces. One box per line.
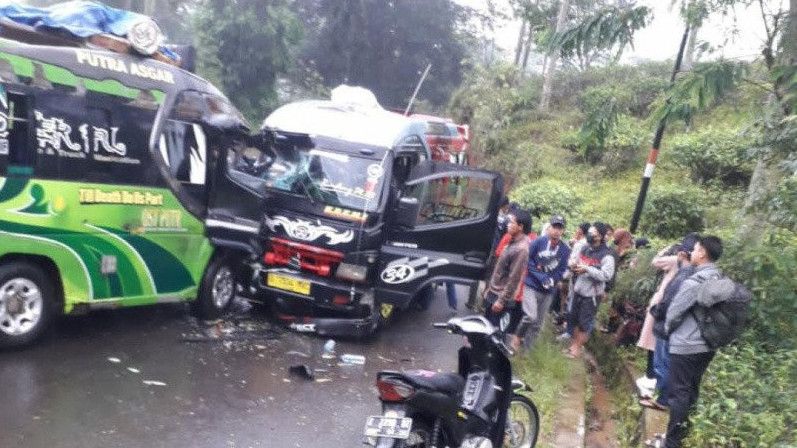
458, 0, 782, 64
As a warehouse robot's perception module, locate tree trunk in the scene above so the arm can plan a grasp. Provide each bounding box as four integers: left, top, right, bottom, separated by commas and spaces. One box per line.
539, 0, 570, 111
784, 0, 797, 64
514, 20, 528, 66
520, 31, 533, 74
682, 25, 700, 71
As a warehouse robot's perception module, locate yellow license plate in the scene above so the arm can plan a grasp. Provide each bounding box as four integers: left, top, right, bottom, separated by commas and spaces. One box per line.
267, 273, 311, 296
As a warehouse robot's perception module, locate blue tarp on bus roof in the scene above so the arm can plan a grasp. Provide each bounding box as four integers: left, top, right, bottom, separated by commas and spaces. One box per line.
0, 1, 177, 59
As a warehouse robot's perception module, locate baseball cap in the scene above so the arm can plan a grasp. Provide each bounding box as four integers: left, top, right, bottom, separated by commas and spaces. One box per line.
550, 214, 566, 227
680, 233, 700, 252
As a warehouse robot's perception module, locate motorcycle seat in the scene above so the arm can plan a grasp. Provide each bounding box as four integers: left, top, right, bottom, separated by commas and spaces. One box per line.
401, 370, 465, 395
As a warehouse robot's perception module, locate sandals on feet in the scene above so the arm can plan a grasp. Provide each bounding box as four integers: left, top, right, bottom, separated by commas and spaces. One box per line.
639, 398, 669, 412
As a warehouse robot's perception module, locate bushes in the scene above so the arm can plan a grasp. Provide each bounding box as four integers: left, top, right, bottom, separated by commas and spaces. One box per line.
640, 186, 706, 239
668, 126, 754, 186
718, 229, 797, 350
686, 342, 797, 447
609, 248, 660, 307
561, 86, 648, 171
510, 179, 583, 220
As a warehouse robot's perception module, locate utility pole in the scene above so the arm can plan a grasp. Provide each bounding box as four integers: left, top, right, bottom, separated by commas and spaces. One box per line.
629, 24, 691, 234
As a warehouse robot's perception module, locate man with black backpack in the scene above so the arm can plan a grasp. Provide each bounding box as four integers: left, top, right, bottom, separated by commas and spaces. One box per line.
661, 235, 723, 448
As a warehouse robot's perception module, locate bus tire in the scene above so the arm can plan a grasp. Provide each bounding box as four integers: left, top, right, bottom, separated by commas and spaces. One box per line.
0, 262, 57, 349
194, 255, 236, 319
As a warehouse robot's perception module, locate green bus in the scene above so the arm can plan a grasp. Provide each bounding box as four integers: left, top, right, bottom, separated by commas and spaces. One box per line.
0, 35, 265, 347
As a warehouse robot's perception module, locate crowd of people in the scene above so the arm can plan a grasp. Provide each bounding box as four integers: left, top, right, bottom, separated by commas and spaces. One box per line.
456, 198, 726, 448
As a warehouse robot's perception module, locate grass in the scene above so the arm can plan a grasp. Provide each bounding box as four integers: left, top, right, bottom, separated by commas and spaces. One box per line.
513, 325, 581, 444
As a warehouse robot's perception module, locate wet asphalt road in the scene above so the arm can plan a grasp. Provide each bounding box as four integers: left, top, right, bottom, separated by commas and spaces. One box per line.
0, 287, 466, 448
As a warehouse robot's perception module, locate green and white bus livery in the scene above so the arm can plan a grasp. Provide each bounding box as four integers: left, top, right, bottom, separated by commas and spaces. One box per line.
0, 36, 263, 348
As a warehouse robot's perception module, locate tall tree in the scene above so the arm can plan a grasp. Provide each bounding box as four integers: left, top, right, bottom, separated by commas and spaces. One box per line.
193, 0, 302, 121
539, 0, 570, 111
298, 0, 473, 109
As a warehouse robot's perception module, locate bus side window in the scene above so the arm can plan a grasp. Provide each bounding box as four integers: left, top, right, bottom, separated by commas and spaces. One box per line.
159, 119, 207, 186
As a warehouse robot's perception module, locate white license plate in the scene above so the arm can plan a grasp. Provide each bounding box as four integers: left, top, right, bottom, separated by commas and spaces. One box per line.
364, 415, 413, 439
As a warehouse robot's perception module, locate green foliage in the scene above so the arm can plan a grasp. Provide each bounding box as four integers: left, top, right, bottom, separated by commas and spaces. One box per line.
574, 87, 620, 163
510, 179, 583, 220
553, 62, 671, 115
194, 0, 302, 121
686, 342, 797, 447
550, 5, 652, 62
718, 229, 797, 349
565, 109, 647, 171
651, 60, 749, 124
514, 327, 580, 444
640, 185, 706, 239
668, 126, 755, 186
609, 248, 659, 307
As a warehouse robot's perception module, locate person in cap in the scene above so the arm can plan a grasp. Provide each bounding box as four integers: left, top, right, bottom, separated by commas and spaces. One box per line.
564, 222, 615, 358
514, 215, 571, 350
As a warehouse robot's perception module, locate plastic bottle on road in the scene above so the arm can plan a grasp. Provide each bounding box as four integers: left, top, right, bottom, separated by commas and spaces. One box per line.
322, 339, 336, 359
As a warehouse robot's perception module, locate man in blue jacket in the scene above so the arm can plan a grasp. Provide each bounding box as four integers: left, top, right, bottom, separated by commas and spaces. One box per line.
516, 215, 571, 349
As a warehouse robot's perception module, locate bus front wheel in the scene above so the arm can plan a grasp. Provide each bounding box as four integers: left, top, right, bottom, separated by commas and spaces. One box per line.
194, 256, 236, 319
0, 262, 57, 349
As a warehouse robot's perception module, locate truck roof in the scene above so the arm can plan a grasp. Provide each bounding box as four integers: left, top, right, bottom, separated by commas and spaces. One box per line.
262, 100, 428, 150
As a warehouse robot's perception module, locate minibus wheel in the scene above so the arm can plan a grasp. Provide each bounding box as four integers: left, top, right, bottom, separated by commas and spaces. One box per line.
0, 262, 56, 349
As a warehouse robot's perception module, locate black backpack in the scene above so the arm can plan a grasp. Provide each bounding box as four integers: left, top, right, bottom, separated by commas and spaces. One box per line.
691, 275, 752, 350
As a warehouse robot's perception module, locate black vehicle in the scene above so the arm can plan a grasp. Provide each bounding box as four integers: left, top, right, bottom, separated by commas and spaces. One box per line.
364, 315, 540, 448
235, 99, 504, 337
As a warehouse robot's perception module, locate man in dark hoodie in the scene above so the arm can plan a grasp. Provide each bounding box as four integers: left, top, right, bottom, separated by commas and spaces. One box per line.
640, 233, 699, 412
565, 222, 615, 358
516, 214, 571, 349
662, 235, 724, 448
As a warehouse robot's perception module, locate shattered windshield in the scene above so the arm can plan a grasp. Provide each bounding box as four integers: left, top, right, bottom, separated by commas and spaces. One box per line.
230, 141, 387, 213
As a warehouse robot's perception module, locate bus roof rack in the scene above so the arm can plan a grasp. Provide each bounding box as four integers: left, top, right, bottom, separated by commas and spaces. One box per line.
0, 4, 181, 67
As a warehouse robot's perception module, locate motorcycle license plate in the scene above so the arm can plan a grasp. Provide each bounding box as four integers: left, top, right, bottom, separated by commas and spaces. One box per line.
462, 373, 485, 411
267, 273, 311, 296
364, 416, 413, 439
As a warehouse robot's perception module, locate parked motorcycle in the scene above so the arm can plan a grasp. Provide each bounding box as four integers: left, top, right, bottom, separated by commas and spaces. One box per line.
363, 315, 539, 448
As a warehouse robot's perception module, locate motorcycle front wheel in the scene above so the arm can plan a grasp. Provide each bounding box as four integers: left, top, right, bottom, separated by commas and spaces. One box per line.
504, 394, 540, 448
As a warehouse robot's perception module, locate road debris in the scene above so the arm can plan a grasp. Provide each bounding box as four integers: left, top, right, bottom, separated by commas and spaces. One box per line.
286, 351, 310, 358
127, 367, 140, 374
322, 339, 336, 359
107, 357, 121, 364
142, 380, 167, 387
340, 354, 366, 365
288, 365, 315, 381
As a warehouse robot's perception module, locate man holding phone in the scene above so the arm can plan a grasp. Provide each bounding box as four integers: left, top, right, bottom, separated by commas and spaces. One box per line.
564, 222, 615, 358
